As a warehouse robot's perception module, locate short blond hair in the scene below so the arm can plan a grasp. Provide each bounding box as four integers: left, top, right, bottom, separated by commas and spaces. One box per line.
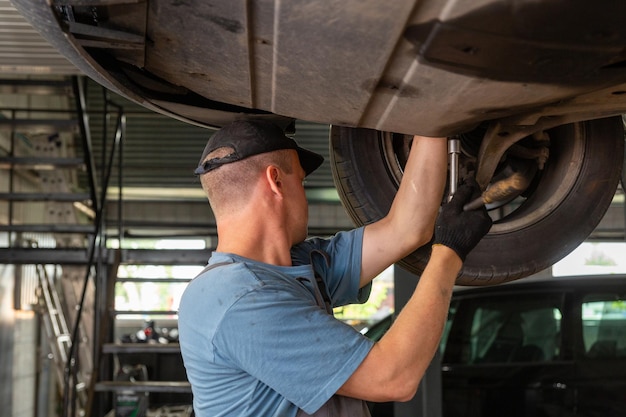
200, 147, 294, 216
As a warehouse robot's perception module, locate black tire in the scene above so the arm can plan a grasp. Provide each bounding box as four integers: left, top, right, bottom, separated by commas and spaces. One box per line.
330, 117, 624, 285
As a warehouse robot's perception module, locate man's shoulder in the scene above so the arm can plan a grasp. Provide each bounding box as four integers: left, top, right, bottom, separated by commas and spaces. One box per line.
179, 262, 263, 331
292, 227, 364, 257
188, 261, 262, 294
186, 259, 302, 298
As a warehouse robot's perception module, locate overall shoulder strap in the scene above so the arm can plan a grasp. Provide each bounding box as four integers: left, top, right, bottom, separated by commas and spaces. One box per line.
197, 261, 231, 276
309, 249, 333, 314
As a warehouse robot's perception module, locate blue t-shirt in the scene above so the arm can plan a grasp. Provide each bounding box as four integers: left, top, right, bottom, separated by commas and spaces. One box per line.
178, 227, 374, 417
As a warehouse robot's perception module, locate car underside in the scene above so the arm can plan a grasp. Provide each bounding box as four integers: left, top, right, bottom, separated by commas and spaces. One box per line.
13, 0, 626, 284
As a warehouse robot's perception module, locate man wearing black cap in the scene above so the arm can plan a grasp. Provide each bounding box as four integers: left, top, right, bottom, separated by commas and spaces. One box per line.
178, 120, 491, 417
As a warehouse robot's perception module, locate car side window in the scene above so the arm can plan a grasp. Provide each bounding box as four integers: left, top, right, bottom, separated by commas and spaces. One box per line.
444, 295, 563, 365
583, 295, 626, 359
439, 300, 459, 355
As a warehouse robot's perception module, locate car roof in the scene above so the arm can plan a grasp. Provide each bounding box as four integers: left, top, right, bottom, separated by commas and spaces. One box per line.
452, 274, 626, 298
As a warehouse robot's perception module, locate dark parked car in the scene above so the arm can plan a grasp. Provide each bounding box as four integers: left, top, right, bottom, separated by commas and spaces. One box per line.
13, 0, 626, 284
366, 274, 626, 416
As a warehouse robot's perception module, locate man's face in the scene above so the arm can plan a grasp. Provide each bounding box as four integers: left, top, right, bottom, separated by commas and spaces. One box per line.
285, 151, 309, 243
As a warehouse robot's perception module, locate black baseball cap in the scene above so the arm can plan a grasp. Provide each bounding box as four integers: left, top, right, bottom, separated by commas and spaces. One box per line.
194, 120, 324, 176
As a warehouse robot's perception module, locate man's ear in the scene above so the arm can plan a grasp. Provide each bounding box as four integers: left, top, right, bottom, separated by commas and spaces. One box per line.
265, 165, 283, 196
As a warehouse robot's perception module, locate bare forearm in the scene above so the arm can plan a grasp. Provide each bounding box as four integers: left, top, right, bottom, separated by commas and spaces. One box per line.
376, 246, 461, 391
389, 135, 448, 246
339, 245, 462, 401
360, 136, 447, 284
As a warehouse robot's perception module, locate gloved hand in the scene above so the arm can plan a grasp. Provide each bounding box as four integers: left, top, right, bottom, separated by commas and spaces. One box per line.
433, 178, 492, 261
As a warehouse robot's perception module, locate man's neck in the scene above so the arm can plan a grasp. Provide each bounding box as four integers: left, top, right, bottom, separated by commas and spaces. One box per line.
216, 218, 294, 266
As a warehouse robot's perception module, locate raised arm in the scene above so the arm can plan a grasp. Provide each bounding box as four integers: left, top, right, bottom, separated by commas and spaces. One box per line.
338, 180, 492, 402
359, 135, 448, 287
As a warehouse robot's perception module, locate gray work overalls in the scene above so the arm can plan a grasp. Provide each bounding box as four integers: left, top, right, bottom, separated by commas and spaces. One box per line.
296, 251, 372, 417
202, 255, 372, 417
295, 395, 371, 417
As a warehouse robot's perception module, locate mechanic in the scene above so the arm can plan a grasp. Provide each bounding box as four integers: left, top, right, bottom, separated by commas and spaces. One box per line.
178, 119, 492, 417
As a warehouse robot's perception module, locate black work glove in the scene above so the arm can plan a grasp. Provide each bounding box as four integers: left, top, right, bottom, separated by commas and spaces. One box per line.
433, 178, 492, 261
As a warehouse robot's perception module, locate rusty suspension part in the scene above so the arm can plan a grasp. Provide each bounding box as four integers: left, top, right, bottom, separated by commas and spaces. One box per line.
464, 168, 534, 211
